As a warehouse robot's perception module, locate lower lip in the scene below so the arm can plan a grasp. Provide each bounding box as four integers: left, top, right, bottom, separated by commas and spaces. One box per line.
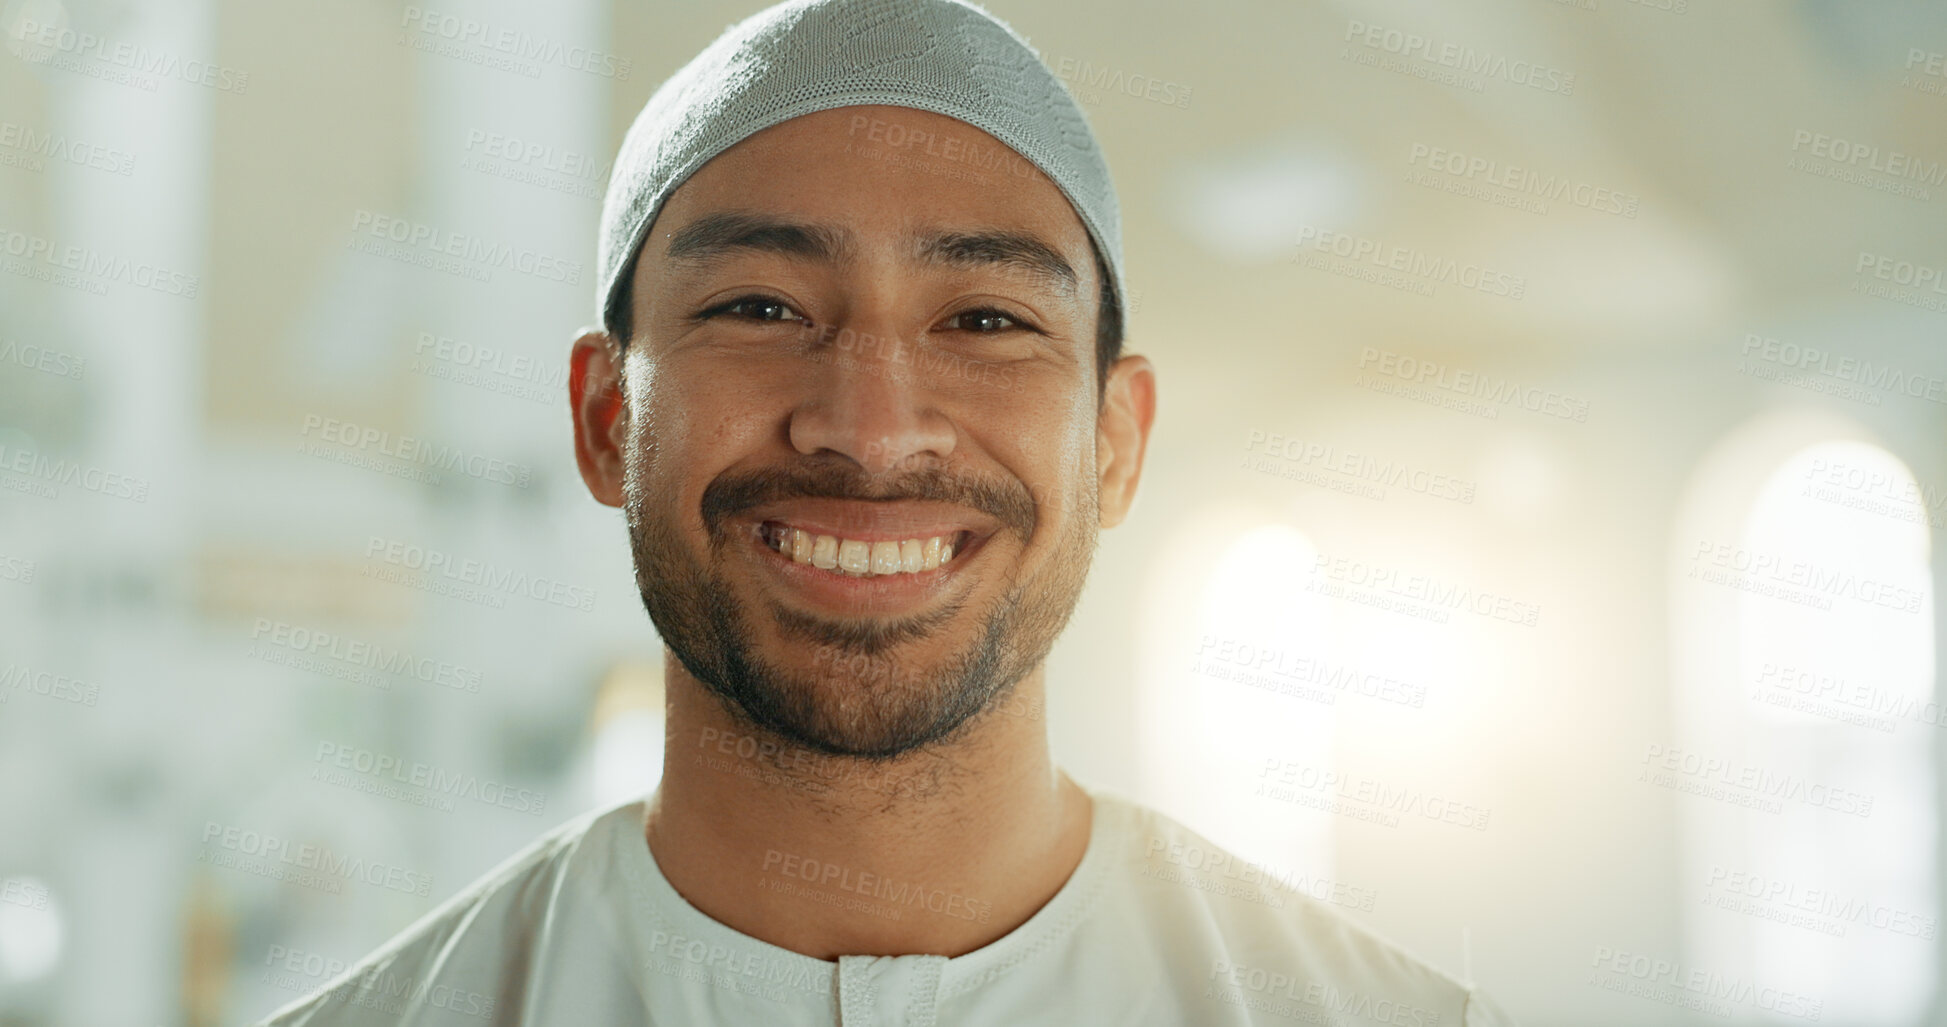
746, 528, 986, 613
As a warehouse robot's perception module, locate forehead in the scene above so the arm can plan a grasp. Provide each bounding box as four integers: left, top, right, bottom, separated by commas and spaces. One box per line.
643, 105, 1095, 271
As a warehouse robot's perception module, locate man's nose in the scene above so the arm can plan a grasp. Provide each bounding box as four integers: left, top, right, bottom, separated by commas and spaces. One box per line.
787, 324, 957, 475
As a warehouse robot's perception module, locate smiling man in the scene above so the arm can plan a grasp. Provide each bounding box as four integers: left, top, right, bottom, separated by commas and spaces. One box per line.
259, 1, 1512, 1024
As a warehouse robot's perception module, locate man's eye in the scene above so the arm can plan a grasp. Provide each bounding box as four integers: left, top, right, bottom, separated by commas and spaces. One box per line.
716, 297, 804, 323
945, 308, 1020, 333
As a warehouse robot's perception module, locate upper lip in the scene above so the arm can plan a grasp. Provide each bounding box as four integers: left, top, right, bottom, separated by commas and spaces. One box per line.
743, 498, 998, 543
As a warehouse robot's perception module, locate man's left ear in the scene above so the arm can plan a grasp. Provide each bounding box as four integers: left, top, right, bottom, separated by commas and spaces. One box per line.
1095, 354, 1157, 529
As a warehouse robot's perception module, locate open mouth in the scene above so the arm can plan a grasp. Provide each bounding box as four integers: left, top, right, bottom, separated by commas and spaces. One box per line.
756, 521, 980, 578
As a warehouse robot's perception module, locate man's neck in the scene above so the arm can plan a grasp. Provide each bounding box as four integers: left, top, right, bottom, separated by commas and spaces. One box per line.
644, 656, 1093, 960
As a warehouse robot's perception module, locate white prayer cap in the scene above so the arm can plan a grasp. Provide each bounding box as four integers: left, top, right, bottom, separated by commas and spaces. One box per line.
596, 0, 1123, 338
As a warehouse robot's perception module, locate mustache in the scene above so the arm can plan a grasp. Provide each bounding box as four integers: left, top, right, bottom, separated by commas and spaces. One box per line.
699, 459, 1039, 545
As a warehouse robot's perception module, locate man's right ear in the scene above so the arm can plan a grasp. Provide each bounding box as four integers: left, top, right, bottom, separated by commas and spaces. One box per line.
569, 330, 629, 508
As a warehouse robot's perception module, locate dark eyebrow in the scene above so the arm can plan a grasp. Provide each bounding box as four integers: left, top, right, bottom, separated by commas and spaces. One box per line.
916, 230, 1079, 296
661, 213, 1080, 296
663, 212, 853, 266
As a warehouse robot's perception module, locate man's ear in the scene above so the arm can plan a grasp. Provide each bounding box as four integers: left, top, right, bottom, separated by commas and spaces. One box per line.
570, 329, 629, 508
1096, 354, 1157, 529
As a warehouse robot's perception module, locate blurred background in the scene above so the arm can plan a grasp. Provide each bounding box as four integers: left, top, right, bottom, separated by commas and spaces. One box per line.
2, 0, 1945, 1023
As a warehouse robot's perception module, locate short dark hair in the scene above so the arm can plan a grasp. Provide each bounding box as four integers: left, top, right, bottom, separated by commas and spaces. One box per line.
603, 244, 1125, 398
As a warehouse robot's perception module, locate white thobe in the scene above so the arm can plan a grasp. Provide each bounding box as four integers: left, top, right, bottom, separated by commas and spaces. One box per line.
258, 788, 1515, 1026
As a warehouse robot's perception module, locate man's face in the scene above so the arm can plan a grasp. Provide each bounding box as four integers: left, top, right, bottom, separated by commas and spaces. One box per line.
572, 105, 1150, 760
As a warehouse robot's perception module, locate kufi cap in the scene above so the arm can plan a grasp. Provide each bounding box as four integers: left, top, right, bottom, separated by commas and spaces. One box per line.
597, 0, 1123, 337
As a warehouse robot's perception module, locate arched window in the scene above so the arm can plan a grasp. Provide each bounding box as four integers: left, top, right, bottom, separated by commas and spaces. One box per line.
1674, 426, 1936, 1025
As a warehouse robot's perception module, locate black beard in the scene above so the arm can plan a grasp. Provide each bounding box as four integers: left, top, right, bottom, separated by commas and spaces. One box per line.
623, 458, 1096, 760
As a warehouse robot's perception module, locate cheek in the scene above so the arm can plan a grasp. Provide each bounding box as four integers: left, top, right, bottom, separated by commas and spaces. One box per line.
970, 390, 1098, 525
1027, 379, 1102, 471
632, 359, 792, 474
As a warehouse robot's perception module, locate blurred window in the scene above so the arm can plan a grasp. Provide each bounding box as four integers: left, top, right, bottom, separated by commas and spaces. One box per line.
1680, 441, 1936, 1025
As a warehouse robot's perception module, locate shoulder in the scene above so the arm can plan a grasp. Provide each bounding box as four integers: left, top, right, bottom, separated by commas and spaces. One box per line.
254, 800, 644, 1027
1091, 791, 1513, 1026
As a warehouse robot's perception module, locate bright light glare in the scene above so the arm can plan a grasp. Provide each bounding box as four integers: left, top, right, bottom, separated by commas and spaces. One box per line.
0, 876, 63, 984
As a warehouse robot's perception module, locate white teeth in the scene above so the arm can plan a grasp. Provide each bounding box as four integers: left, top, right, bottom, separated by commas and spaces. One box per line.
768, 525, 964, 577
811, 534, 838, 570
